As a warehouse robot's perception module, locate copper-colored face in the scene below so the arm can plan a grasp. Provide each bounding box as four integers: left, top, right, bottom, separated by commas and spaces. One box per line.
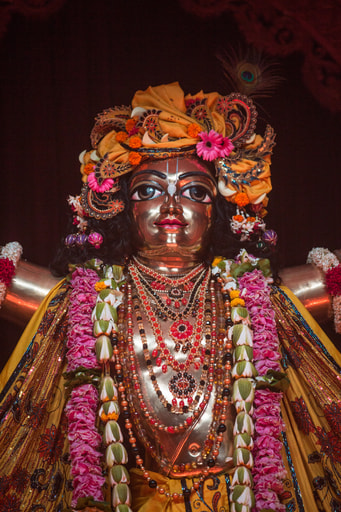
129, 157, 217, 271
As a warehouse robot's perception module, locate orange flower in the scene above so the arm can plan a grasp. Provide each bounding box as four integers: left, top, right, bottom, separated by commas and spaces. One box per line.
83, 163, 95, 175
187, 123, 202, 138
234, 192, 250, 207
129, 152, 142, 165
94, 281, 107, 292
248, 217, 256, 222
128, 136, 142, 149
233, 215, 244, 223
125, 118, 137, 132
231, 297, 245, 307
229, 290, 240, 299
115, 131, 128, 143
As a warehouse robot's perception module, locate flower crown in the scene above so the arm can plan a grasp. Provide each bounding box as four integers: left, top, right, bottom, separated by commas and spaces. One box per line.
65, 83, 277, 250
77, 82, 275, 220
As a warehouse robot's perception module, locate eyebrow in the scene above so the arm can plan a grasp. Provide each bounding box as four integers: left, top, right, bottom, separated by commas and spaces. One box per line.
130, 169, 167, 180
131, 169, 216, 185
179, 171, 216, 185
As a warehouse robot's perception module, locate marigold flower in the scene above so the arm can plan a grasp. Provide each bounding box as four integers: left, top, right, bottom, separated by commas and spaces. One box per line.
233, 215, 244, 223
128, 136, 142, 149
129, 152, 142, 165
116, 131, 128, 143
230, 290, 240, 299
83, 163, 95, 175
125, 118, 137, 132
234, 193, 250, 207
187, 123, 202, 138
95, 281, 107, 292
231, 297, 246, 307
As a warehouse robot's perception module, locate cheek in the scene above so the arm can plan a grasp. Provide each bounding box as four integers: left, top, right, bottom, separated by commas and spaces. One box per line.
131, 203, 157, 237
184, 204, 213, 237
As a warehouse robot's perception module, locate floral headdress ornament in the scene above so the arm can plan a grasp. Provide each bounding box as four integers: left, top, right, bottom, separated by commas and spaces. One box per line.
66, 82, 277, 248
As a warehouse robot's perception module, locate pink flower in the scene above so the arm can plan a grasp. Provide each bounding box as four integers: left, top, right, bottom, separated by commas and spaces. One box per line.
254, 489, 285, 511
66, 269, 105, 505
238, 268, 287, 511
88, 172, 114, 193
196, 130, 222, 161
219, 135, 234, 157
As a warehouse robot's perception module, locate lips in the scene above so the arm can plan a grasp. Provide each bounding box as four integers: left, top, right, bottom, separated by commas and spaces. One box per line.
155, 218, 188, 227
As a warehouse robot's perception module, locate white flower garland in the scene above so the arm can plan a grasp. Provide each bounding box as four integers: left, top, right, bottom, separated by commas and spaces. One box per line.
307, 247, 339, 273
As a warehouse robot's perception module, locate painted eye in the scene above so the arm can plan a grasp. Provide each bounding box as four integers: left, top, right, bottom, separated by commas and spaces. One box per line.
131, 185, 162, 201
182, 186, 212, 203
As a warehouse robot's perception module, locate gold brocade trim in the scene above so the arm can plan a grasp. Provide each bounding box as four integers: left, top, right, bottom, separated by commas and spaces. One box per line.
271, 286, 341, 512
0, 284, 73, 511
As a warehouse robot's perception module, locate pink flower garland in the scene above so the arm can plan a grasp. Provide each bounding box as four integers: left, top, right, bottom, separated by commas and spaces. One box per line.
66, 267, 106, 506
239, 270, 286, 512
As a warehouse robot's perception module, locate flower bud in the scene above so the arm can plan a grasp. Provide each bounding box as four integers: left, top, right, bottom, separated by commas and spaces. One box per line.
100, 376, 118, 402
233, 433, 254, 450
231, 467, 253, 488
99, 400, 120, 422
95, 335, 113, 363
229, 324, 253, 346
231, 361, 257, 379
231, 307, 250, 324
106, 264, 124, 283
92, 302, 117, 322
234, 401, 254, 414
112, 483, 132, 506
234, 345, 253, 362
93, 319, 114, 337
232, 379, 254, 402
99, 288, 124, 308
230, 485, 255, 507
104, 420, 124, 445
109, 465, 130, 485
106, 442, 128, 466
233, 448, 254, 469
233, 412, 254, 436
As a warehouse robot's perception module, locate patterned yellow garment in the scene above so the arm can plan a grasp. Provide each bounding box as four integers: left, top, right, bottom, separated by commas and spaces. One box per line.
0, 282, 340, 512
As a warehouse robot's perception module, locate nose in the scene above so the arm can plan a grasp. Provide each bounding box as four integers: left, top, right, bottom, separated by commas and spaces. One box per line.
160, 191, 183, 215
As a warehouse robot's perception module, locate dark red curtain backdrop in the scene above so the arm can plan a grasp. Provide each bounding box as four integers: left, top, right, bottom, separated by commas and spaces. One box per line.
1, 0, 340, 359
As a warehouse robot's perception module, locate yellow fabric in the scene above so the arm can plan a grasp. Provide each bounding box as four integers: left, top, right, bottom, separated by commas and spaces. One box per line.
272, 286, 341, 511
130, 468, 230, 512
0, 282, 72, 511
0, 278, 66, 392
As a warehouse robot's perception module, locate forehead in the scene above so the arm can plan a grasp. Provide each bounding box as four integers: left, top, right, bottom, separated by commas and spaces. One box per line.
130, 157, 216, 184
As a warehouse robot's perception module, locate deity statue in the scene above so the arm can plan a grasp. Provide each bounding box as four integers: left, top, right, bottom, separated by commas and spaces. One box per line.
0, 83, 340, 512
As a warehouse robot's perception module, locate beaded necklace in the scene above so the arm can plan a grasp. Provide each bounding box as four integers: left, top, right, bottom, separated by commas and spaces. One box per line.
132, 256, 206, 322
128, 262, 210, 375
112, 266, 233, 502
